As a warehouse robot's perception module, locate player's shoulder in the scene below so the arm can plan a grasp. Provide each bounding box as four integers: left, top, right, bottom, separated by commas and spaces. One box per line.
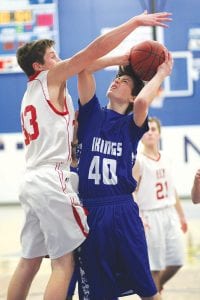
136, 151, 146, 165
35, 70, 48, 79
159, 150, 174, 164
40, 70, 49, 80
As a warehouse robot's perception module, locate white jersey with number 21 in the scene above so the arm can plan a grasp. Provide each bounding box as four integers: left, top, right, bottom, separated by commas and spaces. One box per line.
135, 151, 176, 210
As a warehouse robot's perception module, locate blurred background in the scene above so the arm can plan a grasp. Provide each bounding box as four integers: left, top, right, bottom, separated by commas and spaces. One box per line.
0, 0, 199, 299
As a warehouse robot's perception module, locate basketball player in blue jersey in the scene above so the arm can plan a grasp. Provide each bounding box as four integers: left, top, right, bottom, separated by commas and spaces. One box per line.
75, 49, 173, 300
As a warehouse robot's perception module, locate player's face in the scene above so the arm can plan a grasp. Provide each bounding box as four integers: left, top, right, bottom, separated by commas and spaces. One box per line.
41, 47, 61, 70
107, 75, 134, 104
142, 121, 160, 147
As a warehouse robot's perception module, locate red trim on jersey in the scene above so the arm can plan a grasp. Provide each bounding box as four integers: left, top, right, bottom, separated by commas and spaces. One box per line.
63, 114, 71, 161
143, 152, 161, 161
29, 72, 69, 116
47, 99, 69, 116
55, 163, 67, 193
70, 196, 89, 237
28, 71, 41, 81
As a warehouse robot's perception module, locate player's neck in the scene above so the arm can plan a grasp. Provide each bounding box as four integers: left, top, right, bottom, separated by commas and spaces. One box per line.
107, 100, 127, 115
142, 147, 160, 161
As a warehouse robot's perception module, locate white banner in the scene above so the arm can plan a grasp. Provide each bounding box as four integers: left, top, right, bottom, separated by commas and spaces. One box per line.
0, 125, 199, 203
161, 125, 200, 198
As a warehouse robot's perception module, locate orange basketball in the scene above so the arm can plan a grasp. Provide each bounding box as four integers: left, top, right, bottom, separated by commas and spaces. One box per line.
130, 40, 166, 81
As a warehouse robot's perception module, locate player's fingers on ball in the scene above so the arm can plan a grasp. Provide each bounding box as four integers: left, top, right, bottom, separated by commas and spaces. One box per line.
125, 50, 131, 57
162, 48, 168, 60
169, 52, 174, 65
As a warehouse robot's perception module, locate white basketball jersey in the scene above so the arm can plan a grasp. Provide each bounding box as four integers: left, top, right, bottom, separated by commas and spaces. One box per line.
21, 71, 74, 169
135, 151, 176, 210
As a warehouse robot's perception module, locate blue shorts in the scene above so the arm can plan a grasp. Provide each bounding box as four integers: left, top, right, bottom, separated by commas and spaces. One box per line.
76, 194, 157, 300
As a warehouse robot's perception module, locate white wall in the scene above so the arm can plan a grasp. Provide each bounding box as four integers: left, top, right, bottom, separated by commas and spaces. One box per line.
0, 133, 25, 203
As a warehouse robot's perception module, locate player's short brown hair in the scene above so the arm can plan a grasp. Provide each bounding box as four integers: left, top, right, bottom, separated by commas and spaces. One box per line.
148, 116, 162, 133
117, 64, 145, 114
16, 39, 55, 77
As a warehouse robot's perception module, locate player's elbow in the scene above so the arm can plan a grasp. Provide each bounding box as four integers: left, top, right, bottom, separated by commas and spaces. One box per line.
134, 97, 148, 111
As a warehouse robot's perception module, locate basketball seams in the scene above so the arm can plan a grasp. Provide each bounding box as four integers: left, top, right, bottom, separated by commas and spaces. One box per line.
130, 40, 166, 81
144, 43, 160, 81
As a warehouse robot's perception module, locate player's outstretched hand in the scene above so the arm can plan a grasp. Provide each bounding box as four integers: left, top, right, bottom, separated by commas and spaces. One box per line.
135, 10, 172, 28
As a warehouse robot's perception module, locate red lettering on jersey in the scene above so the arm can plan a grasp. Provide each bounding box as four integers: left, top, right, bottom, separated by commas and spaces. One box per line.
156, 168, 165, 179
21, 105, 39, 145
156, 181, 168, 200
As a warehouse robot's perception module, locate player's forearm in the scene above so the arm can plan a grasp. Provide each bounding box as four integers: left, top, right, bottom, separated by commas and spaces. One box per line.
133, 71, 167, 126
85, 18, 139, 60
135, 50, 173, 110
135, 72, 165, 107
85, 56, 119, 73
175, 196, 185, 219
174, 191, 188, 233
85, 55, 129, 73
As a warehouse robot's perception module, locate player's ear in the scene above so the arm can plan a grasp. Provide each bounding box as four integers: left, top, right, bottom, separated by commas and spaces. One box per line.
130, 96, 136, 103
32, 62, 43, 72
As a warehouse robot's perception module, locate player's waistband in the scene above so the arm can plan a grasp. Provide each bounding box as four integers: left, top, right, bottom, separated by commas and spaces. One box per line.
81, 194, 133, 207
26, 162, 70, 171
140, 204, 174, 212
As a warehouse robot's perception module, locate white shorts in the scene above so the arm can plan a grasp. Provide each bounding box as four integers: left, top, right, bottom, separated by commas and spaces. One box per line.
19, 164, 89, 259
140, 206, 184, 271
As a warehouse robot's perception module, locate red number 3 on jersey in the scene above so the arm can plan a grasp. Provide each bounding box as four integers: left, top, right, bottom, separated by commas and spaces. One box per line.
21, 105, 39, 145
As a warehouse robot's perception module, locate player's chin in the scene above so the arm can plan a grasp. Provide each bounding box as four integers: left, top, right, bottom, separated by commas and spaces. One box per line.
106, 90, 113, 97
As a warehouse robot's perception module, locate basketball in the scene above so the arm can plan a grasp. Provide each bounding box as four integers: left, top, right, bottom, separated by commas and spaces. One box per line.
129, 40, 166, 81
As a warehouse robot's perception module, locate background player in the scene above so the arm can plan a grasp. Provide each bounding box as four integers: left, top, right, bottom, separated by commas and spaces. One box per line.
7, 11, 172, 300
133, 117, 188, 293
191, 169, 200, 204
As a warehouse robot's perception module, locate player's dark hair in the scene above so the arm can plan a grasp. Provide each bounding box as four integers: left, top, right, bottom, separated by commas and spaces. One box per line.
16, 39, 55, 77
117, 64, 145, 114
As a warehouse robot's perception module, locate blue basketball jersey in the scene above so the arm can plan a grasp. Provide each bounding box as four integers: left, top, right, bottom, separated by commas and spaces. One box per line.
77, 95, 148, 199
